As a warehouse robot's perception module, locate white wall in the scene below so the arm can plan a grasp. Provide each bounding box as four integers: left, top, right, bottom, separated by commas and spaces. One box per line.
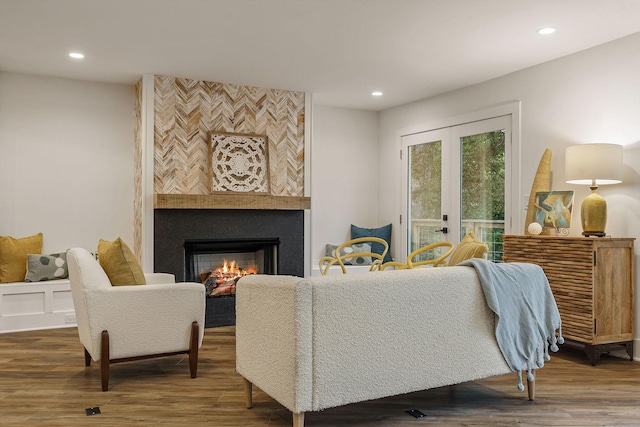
0, 72, 136, 254
310, 106, 380, 265
377, 32, 640, 356
3, 30, 639, 348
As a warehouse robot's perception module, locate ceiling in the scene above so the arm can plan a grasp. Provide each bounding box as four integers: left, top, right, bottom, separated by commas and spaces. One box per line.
2, 0, 640, 111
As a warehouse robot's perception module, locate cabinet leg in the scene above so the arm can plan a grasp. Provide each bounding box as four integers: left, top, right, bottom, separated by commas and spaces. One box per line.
584, 344, 601, 366
584, 342, 634, 365
625, 341, 634, 361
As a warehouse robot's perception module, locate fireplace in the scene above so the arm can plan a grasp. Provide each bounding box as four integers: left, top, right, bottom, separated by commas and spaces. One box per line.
154, 209, 304, 327
184, 237, 280, 282
185, 237, 278, 290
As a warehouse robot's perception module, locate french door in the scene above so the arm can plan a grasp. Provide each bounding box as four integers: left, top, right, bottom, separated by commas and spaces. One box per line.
401, 115, 512, 263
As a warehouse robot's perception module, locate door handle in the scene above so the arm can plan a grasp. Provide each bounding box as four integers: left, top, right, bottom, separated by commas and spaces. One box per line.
435, 227, 448, 234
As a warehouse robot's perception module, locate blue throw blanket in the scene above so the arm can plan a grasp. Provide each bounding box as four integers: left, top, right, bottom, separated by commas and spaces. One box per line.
459, 258, 563, 390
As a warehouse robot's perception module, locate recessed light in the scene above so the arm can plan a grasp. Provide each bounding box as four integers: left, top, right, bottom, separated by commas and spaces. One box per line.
537, 27, 556, 35
69, 52, 85, 59
372, 91, 383, 97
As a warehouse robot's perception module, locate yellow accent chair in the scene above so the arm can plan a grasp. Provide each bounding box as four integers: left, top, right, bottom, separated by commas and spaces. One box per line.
380, 241, 454, 270
380, 231, 488, 271
319, 237, 389, 275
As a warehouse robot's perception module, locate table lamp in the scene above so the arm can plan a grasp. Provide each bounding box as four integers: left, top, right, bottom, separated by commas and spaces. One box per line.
565, 143, 623, 237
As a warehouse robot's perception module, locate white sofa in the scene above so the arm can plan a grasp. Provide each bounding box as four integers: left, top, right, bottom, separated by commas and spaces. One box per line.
236, 267, 540, 427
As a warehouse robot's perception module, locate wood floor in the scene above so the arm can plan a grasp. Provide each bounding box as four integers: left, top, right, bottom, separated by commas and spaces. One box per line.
0, 326, 639, 426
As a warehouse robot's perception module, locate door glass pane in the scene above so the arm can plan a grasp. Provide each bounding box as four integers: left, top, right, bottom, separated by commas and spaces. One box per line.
408, 141, 446, 263
460, 130, 505, 261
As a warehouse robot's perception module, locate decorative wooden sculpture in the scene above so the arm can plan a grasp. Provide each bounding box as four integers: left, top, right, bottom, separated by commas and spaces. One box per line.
525, 149, 552, 235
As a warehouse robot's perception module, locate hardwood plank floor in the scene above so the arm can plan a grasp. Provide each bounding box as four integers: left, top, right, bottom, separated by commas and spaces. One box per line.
0, 326, 638, 426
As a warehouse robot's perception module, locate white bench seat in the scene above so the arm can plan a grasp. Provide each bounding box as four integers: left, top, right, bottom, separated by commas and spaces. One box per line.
0, 280, 76, 333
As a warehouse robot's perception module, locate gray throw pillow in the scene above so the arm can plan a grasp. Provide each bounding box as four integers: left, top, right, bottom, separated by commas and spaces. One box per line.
25, 252, 68, 282
325, 242, 372, 266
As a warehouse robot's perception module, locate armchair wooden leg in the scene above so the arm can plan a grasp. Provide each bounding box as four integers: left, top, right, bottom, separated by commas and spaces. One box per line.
100, 330, 110, 392
293, 412, 305, 427
243, 378, 253, 408
84, 348, 91, 367
189, 321, 199, 378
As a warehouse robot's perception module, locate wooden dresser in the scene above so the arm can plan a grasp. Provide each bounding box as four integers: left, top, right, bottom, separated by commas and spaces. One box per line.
502, 235, 635, 365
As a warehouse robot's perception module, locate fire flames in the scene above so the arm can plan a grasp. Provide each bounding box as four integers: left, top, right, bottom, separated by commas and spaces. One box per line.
201, 260, 257, 283
201, 260, 258, 297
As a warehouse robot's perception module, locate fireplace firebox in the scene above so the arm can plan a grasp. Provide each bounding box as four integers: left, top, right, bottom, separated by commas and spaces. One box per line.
154, 208, 304, 328
185, 238, 279, 283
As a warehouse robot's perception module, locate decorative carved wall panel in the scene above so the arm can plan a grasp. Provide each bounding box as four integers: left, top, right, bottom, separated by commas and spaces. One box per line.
210, 133, 269, 193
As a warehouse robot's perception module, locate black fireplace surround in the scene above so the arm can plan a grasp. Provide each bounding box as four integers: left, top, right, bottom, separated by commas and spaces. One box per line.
154, 209, 305, 327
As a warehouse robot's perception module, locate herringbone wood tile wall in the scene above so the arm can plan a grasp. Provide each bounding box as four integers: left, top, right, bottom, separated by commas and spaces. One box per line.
153, 75, 305, 197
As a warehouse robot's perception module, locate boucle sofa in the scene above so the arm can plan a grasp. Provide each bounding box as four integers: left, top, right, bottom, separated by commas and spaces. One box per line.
236, 266, 549, 427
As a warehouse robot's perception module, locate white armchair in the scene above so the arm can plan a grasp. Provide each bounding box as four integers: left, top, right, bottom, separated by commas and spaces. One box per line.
67, 247, 205, 391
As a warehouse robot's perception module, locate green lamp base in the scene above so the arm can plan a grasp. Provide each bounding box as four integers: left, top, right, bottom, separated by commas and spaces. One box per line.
580, 187, 607, 237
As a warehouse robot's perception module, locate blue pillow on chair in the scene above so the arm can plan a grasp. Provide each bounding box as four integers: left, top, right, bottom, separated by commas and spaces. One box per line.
350, 224, 392, 263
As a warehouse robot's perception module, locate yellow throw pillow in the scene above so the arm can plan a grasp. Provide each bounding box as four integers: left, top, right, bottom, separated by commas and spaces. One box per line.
448, 231, 489, 266
0, 233, 43, 283
97, 238, 146, 286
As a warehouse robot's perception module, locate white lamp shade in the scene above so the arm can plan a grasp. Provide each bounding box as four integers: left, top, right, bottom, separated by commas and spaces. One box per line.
565, 143, 623, 185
